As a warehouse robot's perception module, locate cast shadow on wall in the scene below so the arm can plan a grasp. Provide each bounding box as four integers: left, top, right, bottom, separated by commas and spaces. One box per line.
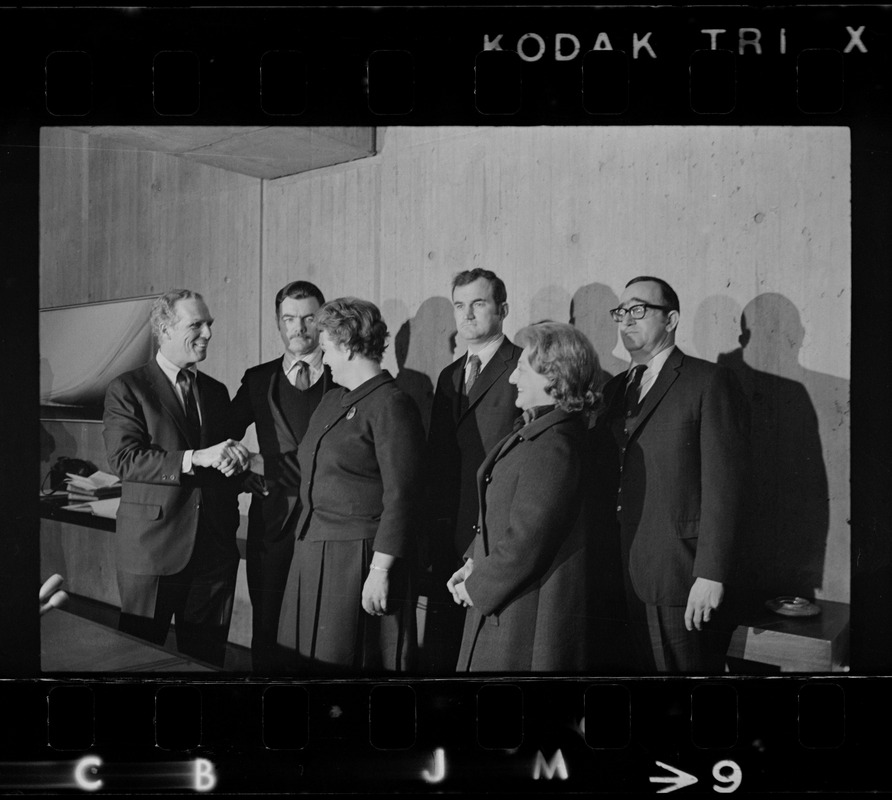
695, 293, 846, 605
392, 297, 455, 435
570, 282, 629, 391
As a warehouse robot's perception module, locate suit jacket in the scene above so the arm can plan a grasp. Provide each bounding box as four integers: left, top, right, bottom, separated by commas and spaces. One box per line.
596, 347, 750, 607
457, 408, 593, 672
102, 359, 241, 576
295, 371, 425, 559
229, 358, 335, 542
427, 337, 523, 557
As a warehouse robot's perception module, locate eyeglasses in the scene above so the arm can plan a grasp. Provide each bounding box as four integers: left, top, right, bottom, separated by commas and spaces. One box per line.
609, 303, 671, 322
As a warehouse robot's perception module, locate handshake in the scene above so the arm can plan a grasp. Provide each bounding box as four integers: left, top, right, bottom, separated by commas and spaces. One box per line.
192, 439, 260, 479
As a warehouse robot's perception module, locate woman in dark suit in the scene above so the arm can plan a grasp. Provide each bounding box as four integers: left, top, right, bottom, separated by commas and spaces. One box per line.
447, 322, 600, 672
278, 298, 425, 673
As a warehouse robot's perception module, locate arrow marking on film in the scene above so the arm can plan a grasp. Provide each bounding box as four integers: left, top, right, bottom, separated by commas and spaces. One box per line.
649, 761, 699, 793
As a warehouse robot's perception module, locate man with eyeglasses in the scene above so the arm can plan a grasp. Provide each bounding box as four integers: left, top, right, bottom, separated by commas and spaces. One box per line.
594, 276, 749, 673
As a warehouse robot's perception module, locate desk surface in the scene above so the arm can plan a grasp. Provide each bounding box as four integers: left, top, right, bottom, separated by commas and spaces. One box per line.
729, 599, 849, 672
39, 495, 116, 532
41, 610, 215, 673
735, 599, 849, 641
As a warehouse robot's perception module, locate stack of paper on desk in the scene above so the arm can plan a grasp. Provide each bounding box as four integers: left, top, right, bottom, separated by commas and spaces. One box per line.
66, 470, 121, 502
62, 497, 120, 519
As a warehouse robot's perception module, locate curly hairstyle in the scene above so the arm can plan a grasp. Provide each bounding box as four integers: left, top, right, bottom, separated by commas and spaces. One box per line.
515, 322, 600, 413
314, 297, 390, 363
150, 290, 204, 345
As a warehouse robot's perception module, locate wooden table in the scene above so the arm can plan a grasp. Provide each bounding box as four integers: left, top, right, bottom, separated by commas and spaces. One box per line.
41, 610, 216, 672
727, 599, 849, 672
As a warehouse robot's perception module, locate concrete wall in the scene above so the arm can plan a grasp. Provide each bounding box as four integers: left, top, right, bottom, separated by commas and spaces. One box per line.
263, 126, 850, 603
40, 125, 851, 610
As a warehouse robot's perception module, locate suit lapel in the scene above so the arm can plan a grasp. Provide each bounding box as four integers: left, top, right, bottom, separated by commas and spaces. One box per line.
475, 409, 576, 554
460, 338, 515, 422
450, 356, 465, 423
625, 347, 684, 438
194, 372, 214, 448
146, 359, 192, 443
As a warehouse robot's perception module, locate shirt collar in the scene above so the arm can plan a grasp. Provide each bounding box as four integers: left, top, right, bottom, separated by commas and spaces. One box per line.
283, 346, 323, 375
156, 350, 196, 385
465, 334, 505, 369
629, 343, 675, 378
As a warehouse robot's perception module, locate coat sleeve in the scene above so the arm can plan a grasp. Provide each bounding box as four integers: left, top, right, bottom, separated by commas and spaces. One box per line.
227, 369, 255, 440
693, 366, 751, 583
370, 391, 426, 559
426, 369, 460, 525
102, 375, 187, 485
463, 432, 582, 616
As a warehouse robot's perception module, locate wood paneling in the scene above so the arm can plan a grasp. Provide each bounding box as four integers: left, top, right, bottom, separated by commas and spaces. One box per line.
40, 127, 261, 394
262, 160, 381, 360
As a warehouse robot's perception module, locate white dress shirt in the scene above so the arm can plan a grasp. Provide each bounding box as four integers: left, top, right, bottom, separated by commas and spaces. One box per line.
283, 346, 324, 387
629, 344, 676, 402
463, 334, 505, 385
156, 350, 202, 473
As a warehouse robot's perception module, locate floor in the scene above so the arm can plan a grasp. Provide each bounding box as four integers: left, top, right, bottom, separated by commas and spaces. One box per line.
63, 593, 253, 672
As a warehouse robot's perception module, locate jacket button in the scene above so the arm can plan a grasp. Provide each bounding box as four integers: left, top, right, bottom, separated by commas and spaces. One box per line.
484, 474, 492, 483
617, 504, 622, 512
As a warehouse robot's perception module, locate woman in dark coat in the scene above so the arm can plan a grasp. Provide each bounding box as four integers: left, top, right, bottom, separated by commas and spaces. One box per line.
278, 297, 425, 673
447, 322, 599, 672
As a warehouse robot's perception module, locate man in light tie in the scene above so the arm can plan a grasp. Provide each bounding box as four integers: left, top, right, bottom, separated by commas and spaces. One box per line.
424, 269, 522, 673
229, 281, 336, 672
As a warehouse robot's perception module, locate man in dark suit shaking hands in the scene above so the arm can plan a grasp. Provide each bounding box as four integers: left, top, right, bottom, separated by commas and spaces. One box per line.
424, 269, 522, 672
598, 276, 749, 673
104, 290, 249, 667
229, 281, 336, 672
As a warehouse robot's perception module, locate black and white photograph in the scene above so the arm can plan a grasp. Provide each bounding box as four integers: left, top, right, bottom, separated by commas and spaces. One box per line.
34, 124, 851, 676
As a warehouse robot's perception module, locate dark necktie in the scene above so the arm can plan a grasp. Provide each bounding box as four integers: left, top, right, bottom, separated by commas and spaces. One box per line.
465, 354, 481, 394
176, 369, 201, 444
624, 365, 647, 419
293, 361, 310, 391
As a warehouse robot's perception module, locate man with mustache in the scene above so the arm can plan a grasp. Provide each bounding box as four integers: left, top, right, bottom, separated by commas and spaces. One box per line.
229, 280, 336, 672
424, 269, 522, 672
104, 290, 249, 667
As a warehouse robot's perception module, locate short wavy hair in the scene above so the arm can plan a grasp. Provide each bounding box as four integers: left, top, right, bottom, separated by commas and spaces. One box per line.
314, 297, 390, 363
274, 280, 325, 316
515, 322, 600, 413
451, 269, 507, 306
150, 290, 204, 345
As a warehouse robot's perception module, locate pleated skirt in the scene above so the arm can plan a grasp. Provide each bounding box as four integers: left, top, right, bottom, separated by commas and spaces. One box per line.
278, 536, 416, 674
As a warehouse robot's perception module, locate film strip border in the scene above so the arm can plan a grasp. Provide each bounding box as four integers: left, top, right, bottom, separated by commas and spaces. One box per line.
0, 678, 882, 793
2, 7, 885, 124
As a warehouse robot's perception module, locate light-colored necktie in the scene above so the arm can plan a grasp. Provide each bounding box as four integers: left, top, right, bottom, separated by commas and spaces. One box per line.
465, 354, 481, 394
293, 361, 310, 391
